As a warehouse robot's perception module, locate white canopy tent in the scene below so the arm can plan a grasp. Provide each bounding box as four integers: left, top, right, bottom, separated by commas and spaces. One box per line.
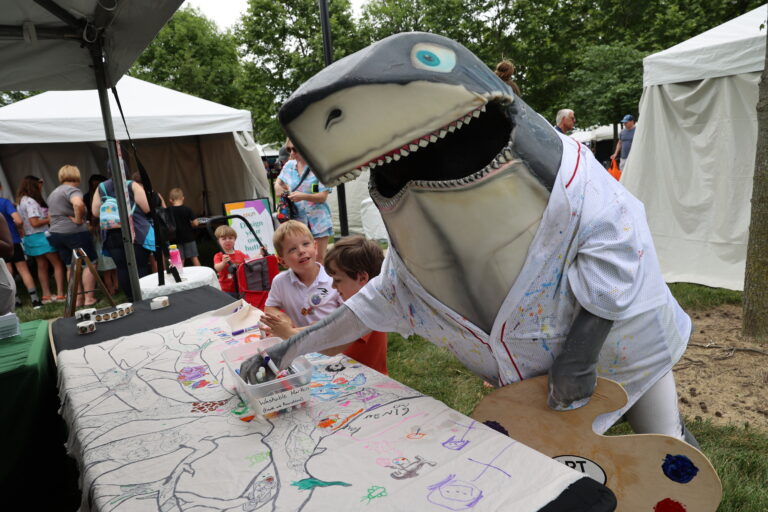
571, 125, 615, 144
621, 4, 767, 291
0, 0, 185, 295
327, 170, 387, 240
0, 76, 270, 215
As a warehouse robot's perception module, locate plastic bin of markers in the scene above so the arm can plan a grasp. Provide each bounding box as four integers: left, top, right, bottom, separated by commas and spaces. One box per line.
222, 337, 312, 416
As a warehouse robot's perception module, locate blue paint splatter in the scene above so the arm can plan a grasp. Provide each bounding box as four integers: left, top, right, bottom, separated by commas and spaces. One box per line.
661, 454, 699, 483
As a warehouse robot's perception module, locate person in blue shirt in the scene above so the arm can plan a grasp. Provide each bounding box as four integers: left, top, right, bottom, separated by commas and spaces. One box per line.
612, 114, 636, 170
274, 139, 334, 262
0, 188, 41, 308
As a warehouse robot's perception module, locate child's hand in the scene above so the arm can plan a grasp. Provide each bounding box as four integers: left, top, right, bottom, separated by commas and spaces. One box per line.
222, 254, 231, 264
260, 311, 296, 340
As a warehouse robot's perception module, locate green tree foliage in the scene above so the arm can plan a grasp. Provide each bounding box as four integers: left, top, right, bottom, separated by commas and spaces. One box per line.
0, 91, 37, 108
562, 44, 645, 128
129, 7, 243, 108
236, 0, 362, 144
486, 0, 765, 127
357, 0, 488, 54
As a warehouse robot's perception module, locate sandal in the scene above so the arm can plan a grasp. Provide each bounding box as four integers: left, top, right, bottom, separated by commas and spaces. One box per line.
41, 295, 52, 305
54, 295, 66, 302
84, 299, 99, 307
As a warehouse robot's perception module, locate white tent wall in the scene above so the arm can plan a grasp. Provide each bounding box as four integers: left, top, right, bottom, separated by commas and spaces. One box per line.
326, 170, 387, 240
621, 72, 760, 291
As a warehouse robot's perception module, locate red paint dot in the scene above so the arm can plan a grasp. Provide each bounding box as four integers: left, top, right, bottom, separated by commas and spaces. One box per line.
654, 498, 686, 512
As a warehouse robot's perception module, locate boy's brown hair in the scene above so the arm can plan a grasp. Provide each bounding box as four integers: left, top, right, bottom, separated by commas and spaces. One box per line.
214, 225, 237, 239
273, 220, 313, 257
324, 235, 384, 279
169, 188, 184, 201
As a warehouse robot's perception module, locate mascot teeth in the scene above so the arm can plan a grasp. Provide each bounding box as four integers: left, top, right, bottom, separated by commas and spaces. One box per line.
337, 102, 493, 186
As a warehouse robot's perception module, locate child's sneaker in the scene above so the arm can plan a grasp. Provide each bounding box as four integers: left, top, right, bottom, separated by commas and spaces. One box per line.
32, 299, 43, 309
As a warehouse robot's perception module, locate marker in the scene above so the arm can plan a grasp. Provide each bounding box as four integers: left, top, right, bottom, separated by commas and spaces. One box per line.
255, 366, 266, 383
263, 355, 280, 376
232, 324, 261, 336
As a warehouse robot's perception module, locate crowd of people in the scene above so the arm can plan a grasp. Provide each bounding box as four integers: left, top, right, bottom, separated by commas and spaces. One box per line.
0, 164, 203, 310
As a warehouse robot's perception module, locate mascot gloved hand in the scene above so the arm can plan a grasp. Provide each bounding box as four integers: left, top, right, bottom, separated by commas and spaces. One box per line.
241, 306, 369, 383
547, 309, 613, 410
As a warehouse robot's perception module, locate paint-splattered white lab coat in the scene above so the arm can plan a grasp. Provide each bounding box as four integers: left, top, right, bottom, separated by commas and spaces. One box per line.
346, 136, 690, 433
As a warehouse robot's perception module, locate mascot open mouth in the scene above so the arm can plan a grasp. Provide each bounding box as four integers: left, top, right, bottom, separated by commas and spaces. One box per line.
279, 32, 561, 202
359, 99, 514, 199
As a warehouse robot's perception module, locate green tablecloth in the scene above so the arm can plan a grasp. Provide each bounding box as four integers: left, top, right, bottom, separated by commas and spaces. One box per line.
0, 320, 55, 480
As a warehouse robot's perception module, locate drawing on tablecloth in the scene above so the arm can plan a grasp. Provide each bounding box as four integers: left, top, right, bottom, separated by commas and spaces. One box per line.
56, 304, 590, 511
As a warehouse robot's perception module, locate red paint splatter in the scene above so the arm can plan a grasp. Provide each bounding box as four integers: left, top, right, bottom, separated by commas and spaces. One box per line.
654, 498, 686, 512
239, 415, 255, 422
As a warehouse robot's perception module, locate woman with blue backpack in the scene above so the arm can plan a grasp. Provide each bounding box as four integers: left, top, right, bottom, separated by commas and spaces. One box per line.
91, 172, 152, 301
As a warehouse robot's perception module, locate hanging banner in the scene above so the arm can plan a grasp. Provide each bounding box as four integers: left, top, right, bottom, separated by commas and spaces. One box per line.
222, 198, 275, 256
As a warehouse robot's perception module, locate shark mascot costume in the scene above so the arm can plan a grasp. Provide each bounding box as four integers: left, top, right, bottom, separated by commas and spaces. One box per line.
250, 32, 695, 445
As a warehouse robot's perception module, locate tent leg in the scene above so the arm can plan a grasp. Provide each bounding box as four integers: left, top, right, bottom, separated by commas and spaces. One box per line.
197, 136, 211, 216
91, 42, 143, 300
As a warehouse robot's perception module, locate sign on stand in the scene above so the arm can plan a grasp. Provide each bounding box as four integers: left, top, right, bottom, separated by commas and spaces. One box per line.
223, 198, 275, 256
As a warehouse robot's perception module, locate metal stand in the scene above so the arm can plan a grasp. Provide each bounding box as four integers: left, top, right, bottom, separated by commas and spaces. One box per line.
64, 248, 117, 317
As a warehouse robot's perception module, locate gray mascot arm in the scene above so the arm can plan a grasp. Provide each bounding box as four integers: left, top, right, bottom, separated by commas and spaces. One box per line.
241, 305, 370, 382
547, 308, 614, 410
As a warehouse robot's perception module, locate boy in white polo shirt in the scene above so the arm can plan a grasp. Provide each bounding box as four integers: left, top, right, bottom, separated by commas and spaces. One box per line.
263, 220, 343, 331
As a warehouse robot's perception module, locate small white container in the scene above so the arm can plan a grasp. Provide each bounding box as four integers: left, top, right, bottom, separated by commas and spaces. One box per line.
222, 337, 312, 416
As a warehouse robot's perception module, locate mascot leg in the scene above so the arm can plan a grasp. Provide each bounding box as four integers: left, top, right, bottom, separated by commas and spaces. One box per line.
624, 371, 700, 448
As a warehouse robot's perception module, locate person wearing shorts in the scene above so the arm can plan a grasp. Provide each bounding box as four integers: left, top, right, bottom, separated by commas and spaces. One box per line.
17, 175, 67, 304
47, 165, 98, 306
0, 187, 41, 308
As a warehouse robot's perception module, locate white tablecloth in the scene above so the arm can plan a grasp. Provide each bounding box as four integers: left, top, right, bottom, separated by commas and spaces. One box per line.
138, 265, 220, 299
56, 301, 591, 512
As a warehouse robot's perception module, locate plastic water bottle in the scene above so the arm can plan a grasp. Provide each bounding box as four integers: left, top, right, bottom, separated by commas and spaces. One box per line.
169, 244, 183, 270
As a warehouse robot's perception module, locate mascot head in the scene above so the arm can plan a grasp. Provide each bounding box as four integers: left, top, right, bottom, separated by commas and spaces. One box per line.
279, 32, 562, 200
279, 32, 565, 331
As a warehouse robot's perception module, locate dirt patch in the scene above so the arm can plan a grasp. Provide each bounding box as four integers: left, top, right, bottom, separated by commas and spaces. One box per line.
674, 304, 768, 430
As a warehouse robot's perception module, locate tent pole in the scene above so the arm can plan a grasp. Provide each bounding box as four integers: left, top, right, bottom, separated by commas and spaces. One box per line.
91, 42, 143, 300
317, 0, 348, 237
197, 136, 211, 216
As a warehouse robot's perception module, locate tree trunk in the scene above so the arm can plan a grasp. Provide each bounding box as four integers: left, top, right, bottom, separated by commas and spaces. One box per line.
742, 29, 768, 342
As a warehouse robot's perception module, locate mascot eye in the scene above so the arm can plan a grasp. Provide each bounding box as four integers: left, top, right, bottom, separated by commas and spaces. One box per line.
411, 43, 456, 73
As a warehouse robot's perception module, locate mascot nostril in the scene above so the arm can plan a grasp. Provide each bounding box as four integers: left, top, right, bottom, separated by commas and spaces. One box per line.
270, 31, 696, 448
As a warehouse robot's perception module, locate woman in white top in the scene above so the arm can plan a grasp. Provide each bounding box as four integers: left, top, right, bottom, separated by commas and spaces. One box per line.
16, 175, 66, 302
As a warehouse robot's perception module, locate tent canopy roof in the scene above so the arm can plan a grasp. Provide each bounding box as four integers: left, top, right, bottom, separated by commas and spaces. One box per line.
0, 0, 182, 91
643, 4, 767, 86
0, 76, 253, 144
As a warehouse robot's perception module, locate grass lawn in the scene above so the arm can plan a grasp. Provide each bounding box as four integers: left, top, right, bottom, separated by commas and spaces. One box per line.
17, 281, 766, 511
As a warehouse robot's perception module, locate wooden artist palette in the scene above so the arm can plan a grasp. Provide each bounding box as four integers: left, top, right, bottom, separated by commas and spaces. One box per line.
472, 376, 721, 511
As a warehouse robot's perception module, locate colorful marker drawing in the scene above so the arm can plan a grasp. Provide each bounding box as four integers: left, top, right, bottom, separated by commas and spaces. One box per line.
426, 442, 516, 510
291, 477, 352, 490
442, 420, 481, 451
361, 485, 388, 504
57, 309, 584, 511
386, 454, 437, 480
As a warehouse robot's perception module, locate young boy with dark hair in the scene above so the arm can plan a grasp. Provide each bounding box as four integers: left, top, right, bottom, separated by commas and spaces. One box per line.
213, 224, 247, 298
169, 188, 200, 266
262, 231, 388, 374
